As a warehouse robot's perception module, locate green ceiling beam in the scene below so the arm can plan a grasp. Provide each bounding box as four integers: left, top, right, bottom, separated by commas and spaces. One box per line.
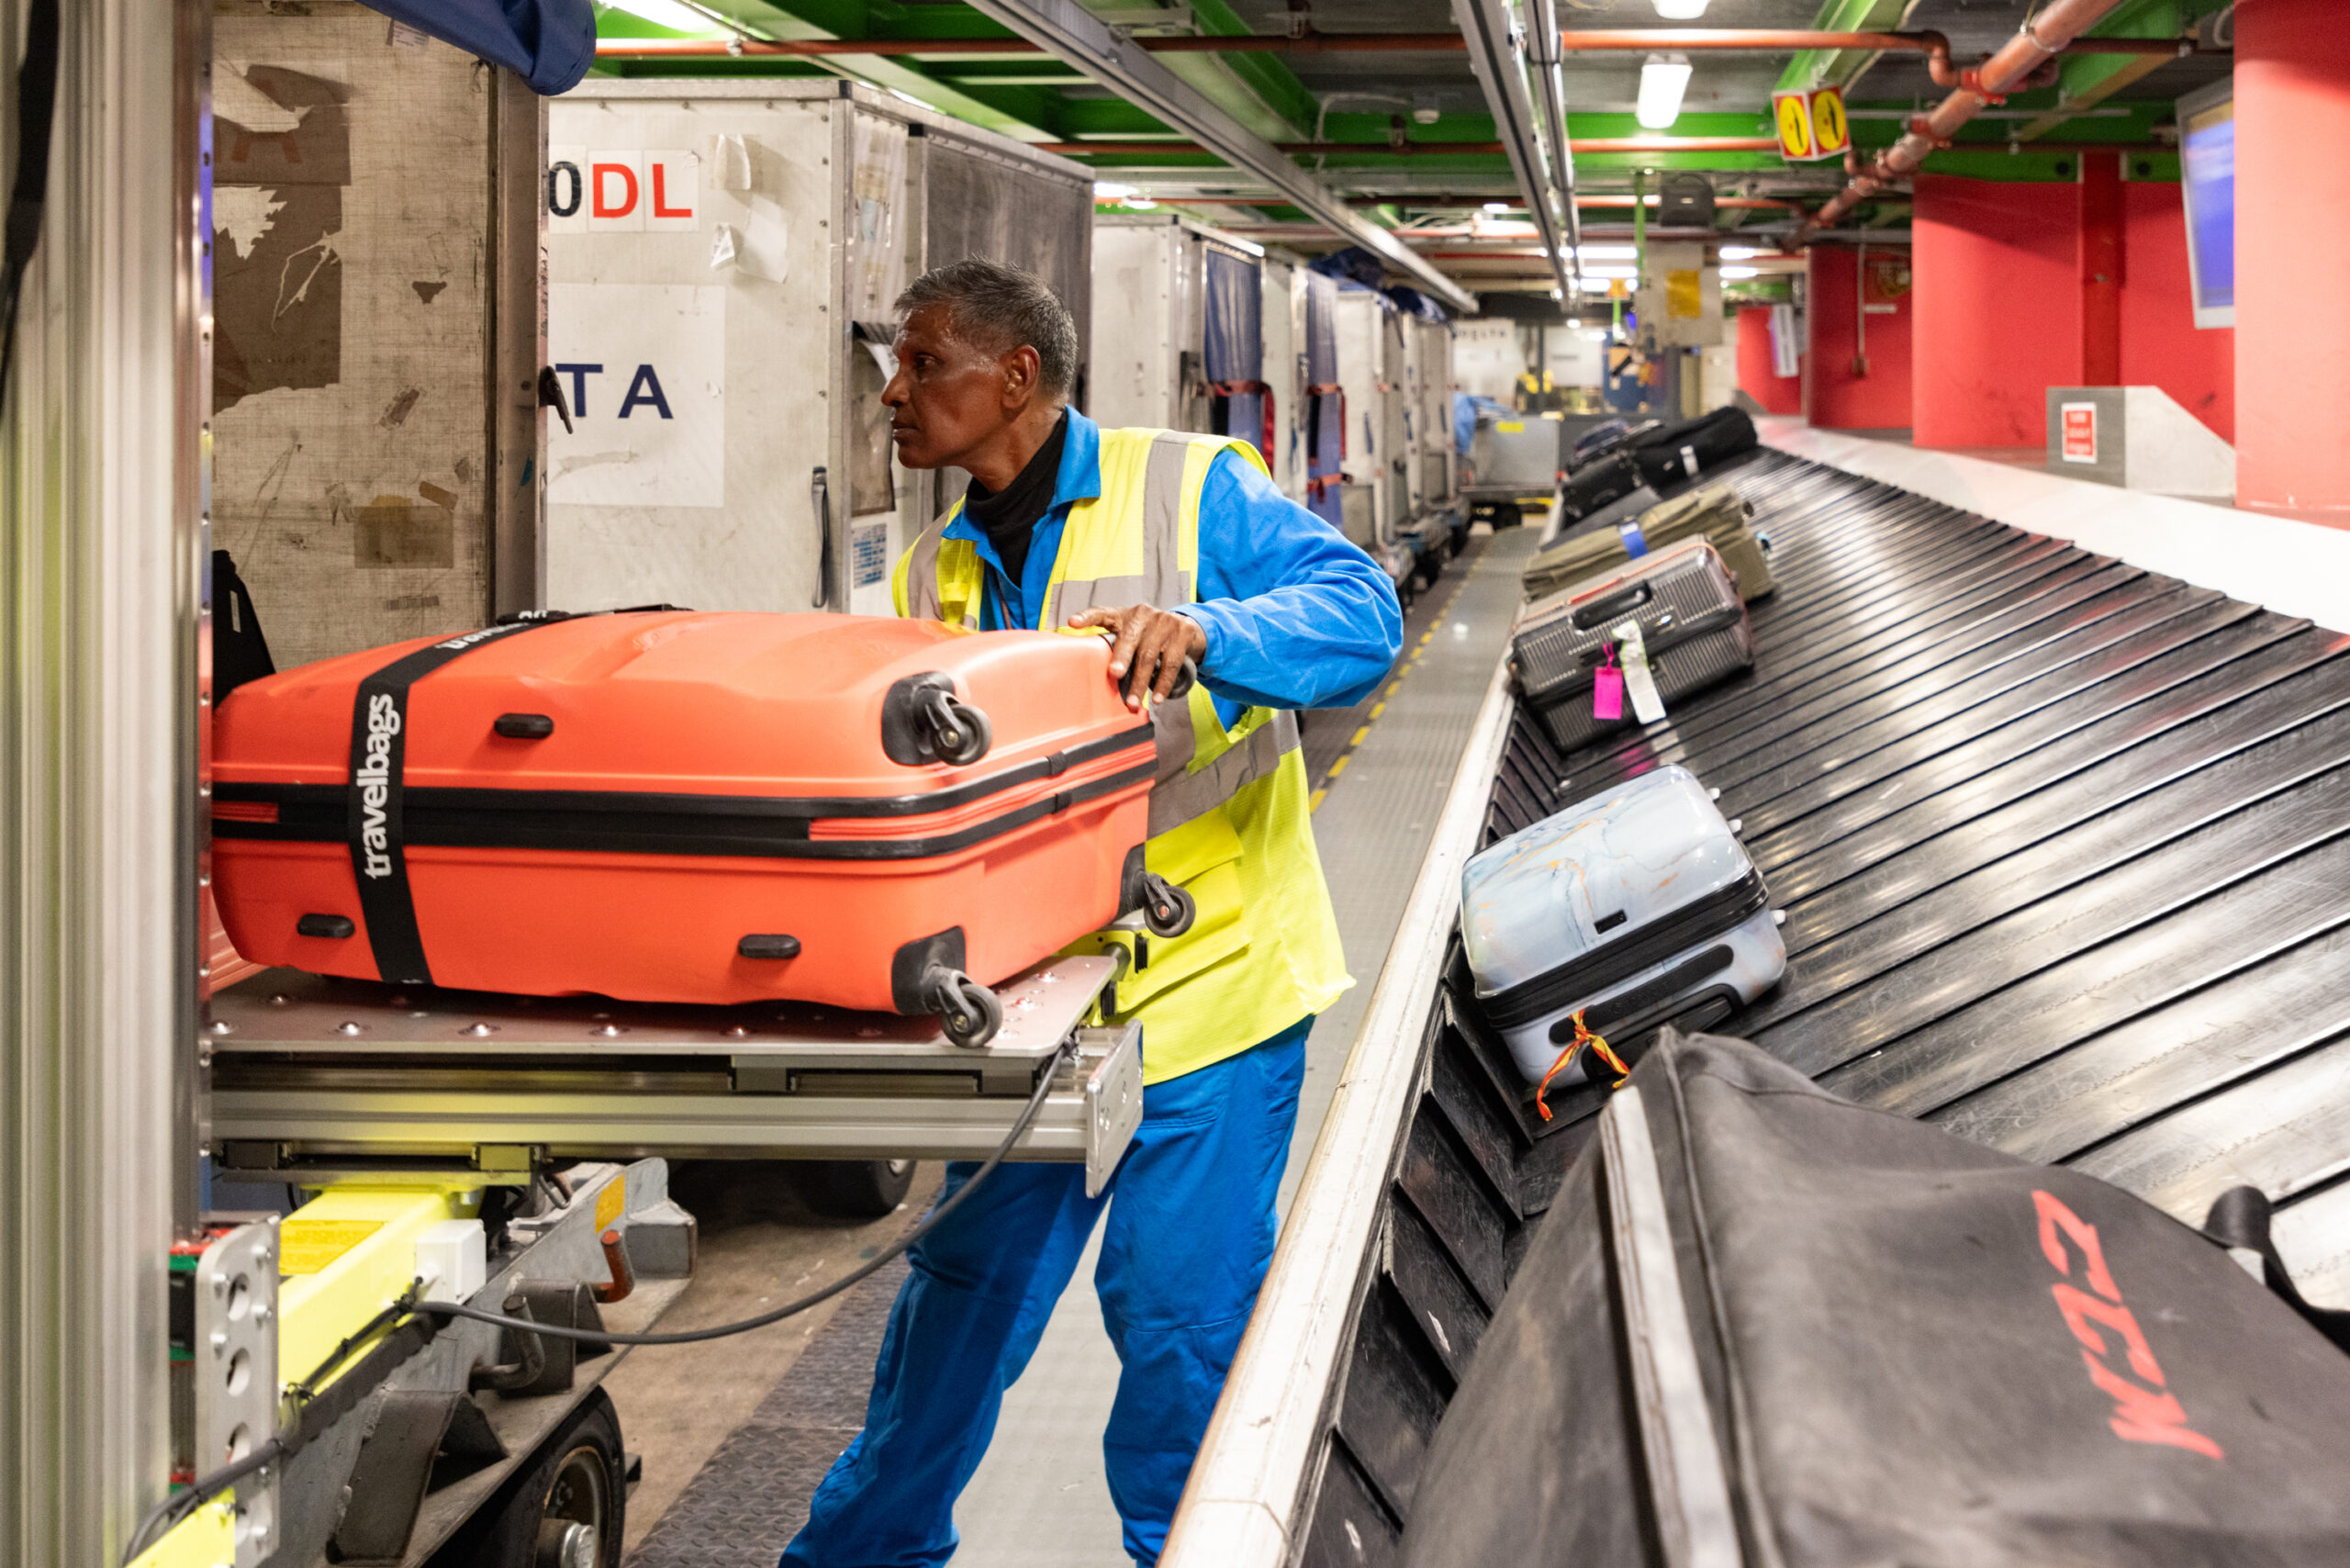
1187, 0, 1319, 134
1775, 0, 1913, 95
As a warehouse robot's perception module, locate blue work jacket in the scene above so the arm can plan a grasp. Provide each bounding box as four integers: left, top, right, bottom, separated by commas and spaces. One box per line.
941, 409, 1404, 726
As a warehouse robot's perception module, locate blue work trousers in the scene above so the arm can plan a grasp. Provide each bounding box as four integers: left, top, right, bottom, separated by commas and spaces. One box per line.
780, 1017, 1312, 1568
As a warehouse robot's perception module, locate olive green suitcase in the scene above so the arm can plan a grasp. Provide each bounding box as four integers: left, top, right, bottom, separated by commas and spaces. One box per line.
1520, 483, 1774, 602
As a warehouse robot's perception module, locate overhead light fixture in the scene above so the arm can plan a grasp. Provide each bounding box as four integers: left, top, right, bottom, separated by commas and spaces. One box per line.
1413, 91, 1442, 126
1651, 0, 1710, 18
1483, 201, 1512, 213
1636, 54, 1693, 131
603, 0, 719, 32
1718, 245, 1760, 260
1550, 288, 1563, 299
1093, 181, 1137, 200
1125, 197, 1159, 210
1575, 244, 1637, 261
1721, 266, 1761, 279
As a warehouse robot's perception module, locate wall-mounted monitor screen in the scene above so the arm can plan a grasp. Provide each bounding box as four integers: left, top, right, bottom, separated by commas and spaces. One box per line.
2178, 79, 2234, 330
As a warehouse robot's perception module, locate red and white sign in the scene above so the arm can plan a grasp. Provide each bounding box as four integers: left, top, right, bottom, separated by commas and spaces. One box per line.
2061, 401, 2099, 464
547, 146, 700, 234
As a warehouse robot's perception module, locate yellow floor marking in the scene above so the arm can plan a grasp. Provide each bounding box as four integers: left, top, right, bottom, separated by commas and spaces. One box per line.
1328, 754, 1351, 777
1350, 725, 1371, 747
1370, 701, 1386, 719
1308, 787, 1327, 812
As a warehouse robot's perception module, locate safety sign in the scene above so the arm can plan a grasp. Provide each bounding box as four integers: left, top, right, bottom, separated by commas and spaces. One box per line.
1773, 84, 1851, 162
547, 284, 728, 508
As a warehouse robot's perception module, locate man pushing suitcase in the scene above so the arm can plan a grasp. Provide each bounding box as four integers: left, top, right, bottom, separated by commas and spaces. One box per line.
780, 260, 1403, 1567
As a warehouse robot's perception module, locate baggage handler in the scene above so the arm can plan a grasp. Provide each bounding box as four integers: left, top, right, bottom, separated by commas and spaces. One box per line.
782, 260, 1403, 1568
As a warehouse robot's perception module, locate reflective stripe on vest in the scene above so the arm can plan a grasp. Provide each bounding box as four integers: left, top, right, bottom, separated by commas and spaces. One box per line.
899, 429, 1276, 833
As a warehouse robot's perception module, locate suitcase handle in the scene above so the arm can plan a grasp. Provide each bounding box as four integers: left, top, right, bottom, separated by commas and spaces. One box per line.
1572, 582, 1653, 631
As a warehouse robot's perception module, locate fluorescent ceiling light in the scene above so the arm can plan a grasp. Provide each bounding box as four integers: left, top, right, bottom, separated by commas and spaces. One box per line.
1580, 263, 1638, 279
602, 0, 717, 32
1578, 279, 1614, 293
1093, 181, 1136, 199
1721, 266, 1760, 279
1574, 244, 1637, 261
1718, 245, 1760, 260
1125, 197, 1159, 210
1483, 201, 1511, 213
1652, 0, 1710, 18
1637, 54, 1693, 131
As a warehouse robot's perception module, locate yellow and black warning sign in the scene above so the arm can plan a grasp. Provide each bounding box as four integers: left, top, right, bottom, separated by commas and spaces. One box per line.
1773, 85, 1851, 162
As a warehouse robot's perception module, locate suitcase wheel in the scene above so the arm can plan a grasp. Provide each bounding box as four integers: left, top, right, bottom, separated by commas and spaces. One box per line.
1139, 873, 1197, 939
927, 969, 1003, 1048
882, 675, 994, 767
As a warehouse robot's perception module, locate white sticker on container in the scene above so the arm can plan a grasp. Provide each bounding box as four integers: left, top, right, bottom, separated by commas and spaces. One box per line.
548, 284, 727, 509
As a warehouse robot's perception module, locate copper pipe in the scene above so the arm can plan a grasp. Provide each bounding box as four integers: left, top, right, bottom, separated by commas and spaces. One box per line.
1802, 0, 2133, 239
592, 27, 2188, 62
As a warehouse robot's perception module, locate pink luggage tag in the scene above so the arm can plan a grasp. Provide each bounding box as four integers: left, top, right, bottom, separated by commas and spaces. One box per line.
1593, 643, 1625, 721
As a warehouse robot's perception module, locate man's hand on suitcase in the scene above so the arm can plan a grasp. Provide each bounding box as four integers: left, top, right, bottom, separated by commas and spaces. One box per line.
1069, 605, 1207, 711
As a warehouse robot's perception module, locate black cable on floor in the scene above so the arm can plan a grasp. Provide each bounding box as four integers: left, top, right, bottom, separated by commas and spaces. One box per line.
415, 1036, 1072, 1348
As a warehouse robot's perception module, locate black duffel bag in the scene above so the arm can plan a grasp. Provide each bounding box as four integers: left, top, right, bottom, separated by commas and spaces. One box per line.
1554, 450, 1644, 523
1628, 405, 1759, 487
1401, 1029, 2350, 1568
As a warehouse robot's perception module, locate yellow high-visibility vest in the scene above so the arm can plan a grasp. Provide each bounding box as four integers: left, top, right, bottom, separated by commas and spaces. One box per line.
893, 427, 1351, 1083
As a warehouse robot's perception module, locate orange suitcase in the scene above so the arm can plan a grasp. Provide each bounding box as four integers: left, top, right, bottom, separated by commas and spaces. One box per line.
210, 610, 1181, 1043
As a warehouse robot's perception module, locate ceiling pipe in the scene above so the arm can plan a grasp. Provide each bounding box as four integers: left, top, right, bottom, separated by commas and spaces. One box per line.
592, 28, 2196, 62
1037, 136, 1779, 155
1799, 0, 2134, 241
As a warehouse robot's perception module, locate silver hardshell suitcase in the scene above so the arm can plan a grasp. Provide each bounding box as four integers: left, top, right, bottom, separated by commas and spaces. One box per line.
1510, 536, 1754, 754
1460, 764, 1785, 1083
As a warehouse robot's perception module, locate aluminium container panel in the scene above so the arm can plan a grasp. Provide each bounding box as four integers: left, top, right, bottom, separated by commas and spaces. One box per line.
211, 3, 533, 666
1333, 289, 1393, 547
549, 81, 1091, 620
1260, 259, 1305, 501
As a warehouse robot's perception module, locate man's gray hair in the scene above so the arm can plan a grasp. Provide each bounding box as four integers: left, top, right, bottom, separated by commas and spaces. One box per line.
895, 260, 1079, 399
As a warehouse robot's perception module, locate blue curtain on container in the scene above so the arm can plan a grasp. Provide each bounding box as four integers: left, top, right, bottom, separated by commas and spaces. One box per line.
1202, 248, 1269, 465
1302, 273, 1345, 528
357, 0, 596, 95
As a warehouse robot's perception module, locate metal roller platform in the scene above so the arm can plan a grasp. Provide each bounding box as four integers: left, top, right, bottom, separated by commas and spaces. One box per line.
1174, 446, 2350, 1568
207, 955, 1143, 1195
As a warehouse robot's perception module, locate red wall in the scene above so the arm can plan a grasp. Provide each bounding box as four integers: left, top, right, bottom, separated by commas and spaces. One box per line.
2236, 0, 2350, 521
1911, 175, 2080, 448
2119, 181, 2235, 442
1736, 306, 1802, 415
1806, 245, 1914, 430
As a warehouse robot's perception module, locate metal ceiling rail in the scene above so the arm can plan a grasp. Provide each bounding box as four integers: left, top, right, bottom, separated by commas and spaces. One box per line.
947, 0, 1479, 311
1450, 0, 1573, 298
593, 28, 2199, 60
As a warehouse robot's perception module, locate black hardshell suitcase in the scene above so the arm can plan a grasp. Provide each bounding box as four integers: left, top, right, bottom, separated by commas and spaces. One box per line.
1568, 417, 1656, 471
1553, 450, 1643, 523
1628, 405, 1759, 487
1511, 537, 1754, 753
1400, 1029, 2350, 1568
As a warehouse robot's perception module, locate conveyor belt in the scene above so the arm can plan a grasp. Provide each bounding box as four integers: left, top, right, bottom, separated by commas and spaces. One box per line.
1286, 449, 2350, 1568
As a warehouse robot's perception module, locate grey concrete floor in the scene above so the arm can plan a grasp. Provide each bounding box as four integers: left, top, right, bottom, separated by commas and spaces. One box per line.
610, 521, 1545, 1566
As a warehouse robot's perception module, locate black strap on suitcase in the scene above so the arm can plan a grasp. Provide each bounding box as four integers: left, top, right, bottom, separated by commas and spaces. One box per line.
1401, 1029, 2350, 1568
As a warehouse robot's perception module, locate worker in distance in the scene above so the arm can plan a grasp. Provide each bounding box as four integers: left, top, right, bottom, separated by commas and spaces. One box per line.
780, 259, 1404, 1568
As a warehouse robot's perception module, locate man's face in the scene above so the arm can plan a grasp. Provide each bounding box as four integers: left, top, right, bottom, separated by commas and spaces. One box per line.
884, 304, 1023, 471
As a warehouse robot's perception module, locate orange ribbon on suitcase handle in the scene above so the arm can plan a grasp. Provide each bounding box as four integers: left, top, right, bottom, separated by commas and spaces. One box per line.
1535, 1010, 1630, 1122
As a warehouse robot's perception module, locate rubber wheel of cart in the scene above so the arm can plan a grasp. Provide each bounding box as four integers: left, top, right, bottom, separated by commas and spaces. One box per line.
799, 1159, 919, 1219
928, 695, 994, 767
1140, 877, 1196, 939
938, 975, 1003, 1048
422, 1387, 624, 1568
